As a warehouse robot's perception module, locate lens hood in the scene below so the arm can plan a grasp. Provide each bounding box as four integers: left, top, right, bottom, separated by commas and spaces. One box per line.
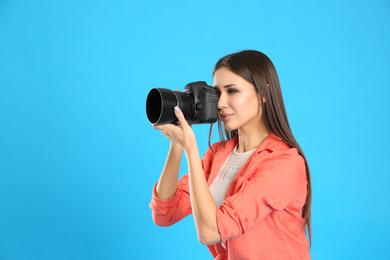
146, 88, 179, 125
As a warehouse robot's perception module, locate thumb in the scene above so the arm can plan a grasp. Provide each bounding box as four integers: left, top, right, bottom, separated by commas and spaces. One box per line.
174, 106, 188, 125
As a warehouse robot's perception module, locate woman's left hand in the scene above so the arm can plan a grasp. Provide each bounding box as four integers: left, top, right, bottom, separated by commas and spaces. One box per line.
153, 106, 196, 151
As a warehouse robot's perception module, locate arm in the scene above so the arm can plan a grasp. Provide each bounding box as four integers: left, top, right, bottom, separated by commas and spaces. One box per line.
149, 133, 191, 227
185, 142, 221, 245
150, 123, 189, 226
153, 106, 221, 245
155, 140, 183, 200
149, 174, 192, 227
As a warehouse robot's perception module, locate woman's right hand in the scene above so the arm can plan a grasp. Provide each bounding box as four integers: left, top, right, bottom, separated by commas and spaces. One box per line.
153, 106, 196, 152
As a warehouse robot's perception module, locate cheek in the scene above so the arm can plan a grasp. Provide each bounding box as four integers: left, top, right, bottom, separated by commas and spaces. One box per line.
234, 94, 259, 113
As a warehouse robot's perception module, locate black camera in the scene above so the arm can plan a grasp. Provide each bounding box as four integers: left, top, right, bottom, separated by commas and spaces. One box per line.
146, 81, 218, 125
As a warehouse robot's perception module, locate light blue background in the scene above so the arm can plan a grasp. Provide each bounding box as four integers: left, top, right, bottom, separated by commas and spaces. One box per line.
1, 0, 389, 259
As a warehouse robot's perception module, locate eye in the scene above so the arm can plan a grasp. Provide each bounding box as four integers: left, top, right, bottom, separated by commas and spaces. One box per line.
214, 89, 221, 97
227, 88, 238, 94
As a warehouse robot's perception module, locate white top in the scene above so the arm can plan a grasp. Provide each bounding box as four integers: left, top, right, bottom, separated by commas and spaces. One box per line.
209, 145, 256, 208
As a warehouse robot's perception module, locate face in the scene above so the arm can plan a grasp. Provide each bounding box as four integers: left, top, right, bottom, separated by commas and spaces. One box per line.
213, 67, 263, 132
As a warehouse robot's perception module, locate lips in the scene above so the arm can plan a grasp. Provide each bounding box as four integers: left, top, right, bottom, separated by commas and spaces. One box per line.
219, 113, 233, 122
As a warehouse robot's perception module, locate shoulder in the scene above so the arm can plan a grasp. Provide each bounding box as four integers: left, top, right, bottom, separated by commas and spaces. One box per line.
252, 136, 306, 178
259, 146, 306, 182
202, 141, 223, 163
210, 140, 225, 151
262, 136, 304, 165
207, 137, 237, 154
202, 138, 237, 165
269, 148, 305, 169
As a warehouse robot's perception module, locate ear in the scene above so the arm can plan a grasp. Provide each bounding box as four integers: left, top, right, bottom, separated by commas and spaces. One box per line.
258, 93, 267, 103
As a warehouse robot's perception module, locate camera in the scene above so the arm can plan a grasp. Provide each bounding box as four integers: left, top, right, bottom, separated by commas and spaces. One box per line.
146, 81, 218, 125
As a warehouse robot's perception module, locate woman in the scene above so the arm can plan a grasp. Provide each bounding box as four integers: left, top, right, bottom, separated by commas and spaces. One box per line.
149, 50, 311, 259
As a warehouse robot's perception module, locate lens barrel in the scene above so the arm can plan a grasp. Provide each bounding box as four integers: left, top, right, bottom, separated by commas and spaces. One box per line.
146, 88, 194, 125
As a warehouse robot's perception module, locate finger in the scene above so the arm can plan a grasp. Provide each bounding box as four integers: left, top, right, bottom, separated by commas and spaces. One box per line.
161, 130, 173, 141
174, 106, 188, 126
154, 124, 178, 134
153, 124, 172, 130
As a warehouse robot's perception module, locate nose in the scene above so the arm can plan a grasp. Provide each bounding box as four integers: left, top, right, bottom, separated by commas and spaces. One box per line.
218, 93, 227, 110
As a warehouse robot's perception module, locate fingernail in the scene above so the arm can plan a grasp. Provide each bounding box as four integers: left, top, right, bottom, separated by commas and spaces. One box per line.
174, 106, 180, 113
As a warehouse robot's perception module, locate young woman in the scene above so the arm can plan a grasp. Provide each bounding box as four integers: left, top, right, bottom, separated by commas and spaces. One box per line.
149, 50, 311, 259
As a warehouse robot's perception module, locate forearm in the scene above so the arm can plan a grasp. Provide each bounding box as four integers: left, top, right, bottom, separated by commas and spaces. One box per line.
185, 144, 221, 245
156, 141, 183, 200
152, 107, 220, 244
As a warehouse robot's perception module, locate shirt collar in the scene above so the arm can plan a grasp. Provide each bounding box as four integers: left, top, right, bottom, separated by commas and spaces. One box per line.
219, 134, 285, 156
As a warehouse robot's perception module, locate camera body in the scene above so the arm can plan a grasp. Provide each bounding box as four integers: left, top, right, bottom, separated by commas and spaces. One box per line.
146, 81, 218, 125
183, 81, 218, 124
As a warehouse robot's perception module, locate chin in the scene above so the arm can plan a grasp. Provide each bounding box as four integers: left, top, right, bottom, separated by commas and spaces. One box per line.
222, 123, 237, 132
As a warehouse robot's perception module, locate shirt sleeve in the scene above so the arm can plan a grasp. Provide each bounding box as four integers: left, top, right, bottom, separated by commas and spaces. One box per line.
149, 174, 192, 226
216, 148, 308, 242
149, 143, 217, 227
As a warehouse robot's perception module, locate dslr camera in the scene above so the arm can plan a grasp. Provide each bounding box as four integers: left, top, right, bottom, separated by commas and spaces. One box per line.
146, 81, 218, 125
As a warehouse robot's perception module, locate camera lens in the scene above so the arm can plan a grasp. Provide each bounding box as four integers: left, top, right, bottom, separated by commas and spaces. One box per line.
146, 88, 195, 125
146, 88, 174, 124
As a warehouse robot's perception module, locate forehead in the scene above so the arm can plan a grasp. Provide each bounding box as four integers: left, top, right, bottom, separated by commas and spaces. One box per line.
213, 68, 242, 85
213, 67, 253, 90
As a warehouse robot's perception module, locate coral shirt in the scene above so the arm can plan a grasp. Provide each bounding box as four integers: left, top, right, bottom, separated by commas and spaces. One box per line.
149, 135, 311, 260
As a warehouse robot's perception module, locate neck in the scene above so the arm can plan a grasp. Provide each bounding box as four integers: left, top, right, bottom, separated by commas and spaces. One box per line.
236, 125, 269, 153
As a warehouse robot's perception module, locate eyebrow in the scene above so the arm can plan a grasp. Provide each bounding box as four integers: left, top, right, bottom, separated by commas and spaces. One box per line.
213, 84, 237, 89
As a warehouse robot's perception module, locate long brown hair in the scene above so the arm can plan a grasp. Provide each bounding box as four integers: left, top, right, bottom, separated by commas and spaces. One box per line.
209, 50, 312, 245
